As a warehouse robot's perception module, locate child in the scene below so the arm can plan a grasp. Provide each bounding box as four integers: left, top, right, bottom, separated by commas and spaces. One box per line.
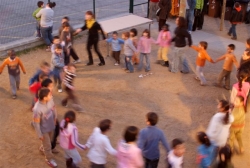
51, 44, 65, 93
117, 126, 144, 168
229, 96, 245, 153
196, 132, 216, 168
0, 50, 26, 99
137, 29, 156, 72
214, 44, 239, 90
157, 24, 171, 67
206, 100, 234, 148
29, 61, 53, 86
60, 22, 72, 65
130, 28, 139, 65
51, 36, 61, 54
216, 145, 234, 168
138, 112, 171, 167
122, 32, 138, 73
85, 119, 117, 167
41, 78, 60, 152
33, 88, 58, 168
29, 73, 48, 106
230, 70, 250, 106
228, 2, 243, 40
168, 139, 185, 168
32, 1, 44, 38
60, 110, 86, 167
191, 41, 214, 86
106, 31, 124, 65
62, 63, 83, 112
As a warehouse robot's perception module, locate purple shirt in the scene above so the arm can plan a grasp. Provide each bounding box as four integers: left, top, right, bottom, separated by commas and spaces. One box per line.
137, 36, 156, 54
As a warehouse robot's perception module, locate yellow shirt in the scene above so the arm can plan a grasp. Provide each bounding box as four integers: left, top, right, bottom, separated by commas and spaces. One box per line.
86, 19, 96, 29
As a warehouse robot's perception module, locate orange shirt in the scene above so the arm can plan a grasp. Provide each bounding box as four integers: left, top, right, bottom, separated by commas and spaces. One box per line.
0, 57, 26, 76
191, 46, 213, 67
222, 53, 238, 71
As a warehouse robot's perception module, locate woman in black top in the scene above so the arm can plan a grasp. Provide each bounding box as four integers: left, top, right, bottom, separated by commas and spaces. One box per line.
170, 17, 192, 73
76, 11, 106, 66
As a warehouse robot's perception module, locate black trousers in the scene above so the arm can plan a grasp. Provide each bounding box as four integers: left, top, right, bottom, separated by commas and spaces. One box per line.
192, 12, 204, 31
51, 120, 59, 149
159, 19, 167, 31
64, 51, 70, 65
70, 48, 79, 61
112, 51, 121, 64
87, 38, 105, 64
144, 157, 159, 168
61, 86, 78, 106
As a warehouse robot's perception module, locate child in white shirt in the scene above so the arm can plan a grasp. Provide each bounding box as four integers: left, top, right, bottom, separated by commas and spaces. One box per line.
168, 139, 185, 168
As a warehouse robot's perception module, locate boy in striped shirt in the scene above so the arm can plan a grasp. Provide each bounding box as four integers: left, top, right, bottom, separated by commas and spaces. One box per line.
61, 63, 83, 112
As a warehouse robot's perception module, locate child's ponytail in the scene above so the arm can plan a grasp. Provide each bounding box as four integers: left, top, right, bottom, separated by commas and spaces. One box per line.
197, 132, 211, 147
237, 68, 249, 91
60, 111, 76, 131
223, 111, 230, 125
219, 100, 230, 125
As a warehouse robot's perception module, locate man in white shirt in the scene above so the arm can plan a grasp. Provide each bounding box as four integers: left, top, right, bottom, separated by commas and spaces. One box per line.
86, 119, 117, 168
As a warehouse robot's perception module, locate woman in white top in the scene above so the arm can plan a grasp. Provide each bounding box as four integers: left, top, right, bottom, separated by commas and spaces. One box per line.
36, 2, 56, 51
206, 100, 234, 147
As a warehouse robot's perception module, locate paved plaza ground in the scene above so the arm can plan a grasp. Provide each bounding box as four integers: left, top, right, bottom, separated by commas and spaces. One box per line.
0, 15, 250, 168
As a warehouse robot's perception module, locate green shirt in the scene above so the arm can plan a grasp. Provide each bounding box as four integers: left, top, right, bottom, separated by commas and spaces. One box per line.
32, 7, 42, 21
195, 0, 204, 10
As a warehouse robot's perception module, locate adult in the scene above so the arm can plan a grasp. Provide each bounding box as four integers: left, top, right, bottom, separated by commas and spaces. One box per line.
76, 11, 106, 66
186, 0, 196, 33
192, 0, 204, 31
36, 2, 56, 51
149, 0, 159, 21
170, 17, 192, 73
158, 0, 172, 31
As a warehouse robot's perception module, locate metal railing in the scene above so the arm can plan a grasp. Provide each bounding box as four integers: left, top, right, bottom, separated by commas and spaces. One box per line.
129, 0, 150, 18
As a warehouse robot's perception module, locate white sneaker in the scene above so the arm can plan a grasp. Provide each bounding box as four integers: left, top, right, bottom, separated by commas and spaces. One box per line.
73, 59, 81, 64
188, 31, 192, 34
58, 89, 62, 93
114, 63, 119, 66
46, 159, 57, 168
139, 74, 143, 78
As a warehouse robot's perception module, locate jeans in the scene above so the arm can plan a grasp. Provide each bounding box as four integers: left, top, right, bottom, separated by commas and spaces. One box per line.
144, 157, 159, 168
125, 56, 134, 72
170, 47, 189, 73
41, 26, 53, 46
186, 9, 194, 31
42, 131, 54, 160
64, 148, 82, 165
217, 69, 231, 88
53, 68, 63, 90
229, 24, 237, 38
87, 37, 105, 64
51, 120, 59, 150
36, 20, 41, 37
196, 66, 206, 85
9, 74, 20, 95
138, 53, 150, 71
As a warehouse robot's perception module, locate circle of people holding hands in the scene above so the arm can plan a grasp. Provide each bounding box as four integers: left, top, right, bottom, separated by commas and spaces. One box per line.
1, 1, 250, 168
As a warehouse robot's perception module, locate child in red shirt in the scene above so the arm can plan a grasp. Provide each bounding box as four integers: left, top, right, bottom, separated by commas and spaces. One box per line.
29, 73, 48, 103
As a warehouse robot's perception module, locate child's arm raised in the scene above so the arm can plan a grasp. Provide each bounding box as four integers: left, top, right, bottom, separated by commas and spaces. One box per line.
118, 38, 124, 44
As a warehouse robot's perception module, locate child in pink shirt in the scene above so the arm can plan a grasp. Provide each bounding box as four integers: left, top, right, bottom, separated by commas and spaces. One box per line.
137, 29, 157, 72
157, 24, 171, 67
117, 126, 144, 168
60, 111, 86, 167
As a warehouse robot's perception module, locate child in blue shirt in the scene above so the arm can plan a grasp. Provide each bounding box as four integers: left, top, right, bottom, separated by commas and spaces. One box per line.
106, 31, 124, 65
196, 132, 216, 168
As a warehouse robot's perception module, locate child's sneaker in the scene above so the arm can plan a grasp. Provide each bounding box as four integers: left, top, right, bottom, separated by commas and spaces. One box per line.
12, 95, 17, 99
46, 159, 57, 168
114, 63, 119, 66
58, 89, 63, 93
73, 59, 81, 64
